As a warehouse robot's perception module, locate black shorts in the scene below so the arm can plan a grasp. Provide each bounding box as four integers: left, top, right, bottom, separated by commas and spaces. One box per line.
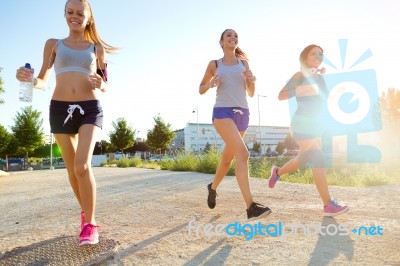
49, 100, 103, 134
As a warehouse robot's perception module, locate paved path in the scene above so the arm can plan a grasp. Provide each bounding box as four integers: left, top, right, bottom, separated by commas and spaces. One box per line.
0, 167, 399, 265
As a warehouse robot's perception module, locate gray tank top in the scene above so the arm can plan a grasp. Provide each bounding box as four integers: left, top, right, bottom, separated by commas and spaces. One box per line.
214, 58, 248, 109
54, 40, 97, 75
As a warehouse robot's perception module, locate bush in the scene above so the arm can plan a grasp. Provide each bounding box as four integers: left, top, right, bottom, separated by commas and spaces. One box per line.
196, 149, 221, 174
101, 152, 400, 187
168, 152, 199, 172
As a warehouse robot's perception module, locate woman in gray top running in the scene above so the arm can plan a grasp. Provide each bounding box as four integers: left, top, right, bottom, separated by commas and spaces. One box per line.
199, 29, 271, 220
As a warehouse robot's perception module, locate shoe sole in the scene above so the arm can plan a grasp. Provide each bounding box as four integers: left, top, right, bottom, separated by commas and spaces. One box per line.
247, 209, 272, 221
79, 238, 99, 246
268, 167, 279, 188
324, 206, 349, 217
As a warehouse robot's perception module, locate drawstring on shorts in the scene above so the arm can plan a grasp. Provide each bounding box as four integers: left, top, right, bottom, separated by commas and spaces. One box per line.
63, 104, 85, 126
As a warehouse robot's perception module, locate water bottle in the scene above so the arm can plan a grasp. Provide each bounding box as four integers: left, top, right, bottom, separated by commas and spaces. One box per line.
19, 63, 33, 102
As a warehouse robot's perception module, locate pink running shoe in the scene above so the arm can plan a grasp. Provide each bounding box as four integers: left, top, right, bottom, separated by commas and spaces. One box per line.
324, 200, 349, 217
268, 166, 280, 188
80, 211, 85, 230
80, 223, 99, 245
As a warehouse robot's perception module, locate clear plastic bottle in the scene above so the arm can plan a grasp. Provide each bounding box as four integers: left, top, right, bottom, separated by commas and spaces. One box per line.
19, 63, 33, 102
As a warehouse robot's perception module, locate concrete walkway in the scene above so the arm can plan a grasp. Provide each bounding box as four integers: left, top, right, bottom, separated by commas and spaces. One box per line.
0, 167, 399, 265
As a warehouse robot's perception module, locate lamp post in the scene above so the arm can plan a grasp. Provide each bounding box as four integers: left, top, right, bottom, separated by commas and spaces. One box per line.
50, 133, 54, 170
192, 107, 199, 152
257, 94, 268, 155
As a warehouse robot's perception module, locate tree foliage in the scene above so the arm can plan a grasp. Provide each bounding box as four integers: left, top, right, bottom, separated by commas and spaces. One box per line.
0, 67, 5, 104
379, 88, 400, 157
380, 88, 400, 132
0, 124, 12, 156
32, 143, 62, 158
108, 118, 135, 154
146, 115, 175, 152
252, 141, 260, 154
125, 140, 149, 154
11, 106, 44, 157
93, 140, 113, 155
2, 135, 18, 157
275, 142, 285, 155
284, 133, 299, 151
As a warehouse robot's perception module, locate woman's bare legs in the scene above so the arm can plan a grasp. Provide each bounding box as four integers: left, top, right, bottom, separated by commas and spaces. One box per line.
75, 124, 99, 224
54, 124, 99, 225
276, 138, 331, 205
54, 133, 82, 208
213, 118, 253, 208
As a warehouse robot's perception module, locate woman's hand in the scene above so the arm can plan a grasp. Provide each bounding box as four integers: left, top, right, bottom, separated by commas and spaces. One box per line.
16, 66, 34, 82
243, 69, 256, 83
210, 75, 222, 88
89, 73, 106, 91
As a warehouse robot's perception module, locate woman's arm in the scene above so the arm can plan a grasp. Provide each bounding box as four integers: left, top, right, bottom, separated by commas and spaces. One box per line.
242, 60, 255, 97
278, 72, 302, 100
32, 39, 58, 89
199, 60, 217, 95
91, 44, 108, 92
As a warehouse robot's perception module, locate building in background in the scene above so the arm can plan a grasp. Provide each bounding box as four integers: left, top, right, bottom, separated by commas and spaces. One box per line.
170, 123, 291, 155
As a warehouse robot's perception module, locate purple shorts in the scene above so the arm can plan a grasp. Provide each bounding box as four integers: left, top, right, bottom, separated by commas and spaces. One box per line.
49, 100, 103, 134
212, 107, 250, 131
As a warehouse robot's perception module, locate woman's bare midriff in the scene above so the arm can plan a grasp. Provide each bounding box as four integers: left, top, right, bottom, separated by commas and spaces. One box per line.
51, 72, 100, 102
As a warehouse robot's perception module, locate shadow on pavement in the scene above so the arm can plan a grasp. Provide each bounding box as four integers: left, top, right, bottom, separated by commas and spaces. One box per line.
109, 222, 189, 264
308, 217, 354, 266
183, 238, 232, 266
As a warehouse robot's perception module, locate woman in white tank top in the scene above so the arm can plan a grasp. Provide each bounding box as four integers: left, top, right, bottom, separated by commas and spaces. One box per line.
199, 29, 271, 220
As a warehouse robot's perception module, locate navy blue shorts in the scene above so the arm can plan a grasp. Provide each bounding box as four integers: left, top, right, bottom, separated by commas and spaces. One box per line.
49, 100, 103, 134
212, 107, 250, 131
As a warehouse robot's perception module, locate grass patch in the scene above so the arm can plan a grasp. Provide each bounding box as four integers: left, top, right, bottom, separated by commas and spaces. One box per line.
101, 154, 400, 187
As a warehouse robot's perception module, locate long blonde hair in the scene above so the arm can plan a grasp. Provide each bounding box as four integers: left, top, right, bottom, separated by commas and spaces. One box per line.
65, 0, 118, 53
220, 29, 248, 61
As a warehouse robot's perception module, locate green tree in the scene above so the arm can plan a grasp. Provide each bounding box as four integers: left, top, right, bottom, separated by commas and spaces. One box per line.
380, 88, 400, 131
0, 125, 12, 156
204, 142, 212, 153
252, 141, 261, 154
1, 135, 19, 157
0, 67, 5, 104
126, 139, 149, 154
266, 146, 271, 154
108, 118, 135, 155
93, 140, 113, 155
11, 106, 44, 159
146, 115, 175, 153
284, 133, 299, 151
275, 142, 285, 155
32, 143, 62, 158
379, 88, 400, 157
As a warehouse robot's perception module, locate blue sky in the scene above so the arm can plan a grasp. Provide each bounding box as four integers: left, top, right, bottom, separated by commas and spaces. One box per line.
1, 0, 399, 140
